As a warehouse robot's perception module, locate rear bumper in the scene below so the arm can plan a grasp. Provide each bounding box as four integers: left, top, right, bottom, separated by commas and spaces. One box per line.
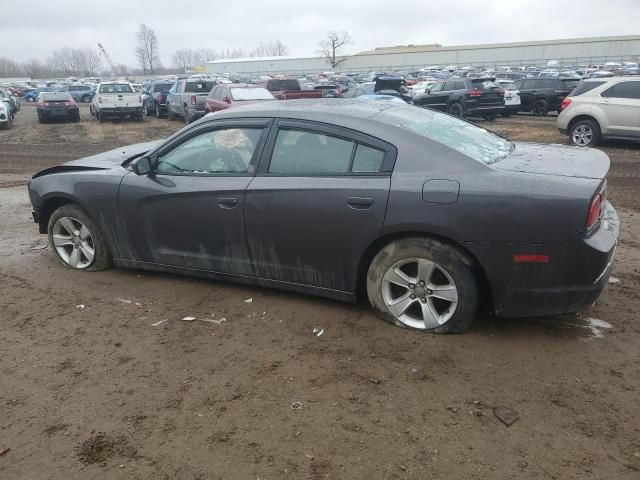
467, 201, 619, 318
99, 107, 142, 116
467, 105, 505, 116
187, 107, 206, 119
37, 108, 78, 118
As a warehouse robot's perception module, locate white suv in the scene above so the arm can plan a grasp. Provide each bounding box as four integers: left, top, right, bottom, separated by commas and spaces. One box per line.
558, 77, 640, 147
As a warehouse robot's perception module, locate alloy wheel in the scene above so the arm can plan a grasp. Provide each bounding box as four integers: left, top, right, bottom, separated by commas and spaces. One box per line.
572, 124, 593, 146
52, 216, 96, 269
381, 257, 459, 330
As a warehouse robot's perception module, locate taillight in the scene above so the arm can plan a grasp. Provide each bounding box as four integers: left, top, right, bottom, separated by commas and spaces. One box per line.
496, 88, 505, 96
561, 98, 572, 111
191, 95, 196, 105
468, 89, 483, 97
587, 181, 607, 233
36, 101, 45, 107
157, 93, 163, 103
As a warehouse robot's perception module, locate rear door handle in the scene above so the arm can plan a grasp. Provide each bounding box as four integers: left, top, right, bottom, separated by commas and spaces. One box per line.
347, 197, 374, 209
217, 197, 238, 209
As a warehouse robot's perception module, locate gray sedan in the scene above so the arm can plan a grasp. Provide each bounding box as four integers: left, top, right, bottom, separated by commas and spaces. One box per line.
27, 100, 619, 333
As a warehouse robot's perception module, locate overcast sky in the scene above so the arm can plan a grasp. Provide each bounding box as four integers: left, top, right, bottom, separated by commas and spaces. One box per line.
1, 0, 638, 67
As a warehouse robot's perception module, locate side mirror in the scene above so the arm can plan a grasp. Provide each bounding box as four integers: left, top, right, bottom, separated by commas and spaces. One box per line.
223, 96, 231, 104
131, 156, 152, 175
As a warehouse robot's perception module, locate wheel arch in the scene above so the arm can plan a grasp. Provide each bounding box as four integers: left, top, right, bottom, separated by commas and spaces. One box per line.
38, 194, 87, 234
355, 231, 493, 309
567, 114, 601, 134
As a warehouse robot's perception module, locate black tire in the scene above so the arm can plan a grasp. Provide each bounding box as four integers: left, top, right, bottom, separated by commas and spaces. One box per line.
366, 237, 479, 334
532, 99, 548, 116
448, 102, 464, 118
47, 204, 112, 271
71, 113, 80, 123
167, 105, 175, 121
97, 111, 104, 123
155, 105, 162, 118
184, 106, 190, 124
483, 113, 497, 121
501, 112, 511, 117
82, 95, 91, 103
569, 119, 601, 147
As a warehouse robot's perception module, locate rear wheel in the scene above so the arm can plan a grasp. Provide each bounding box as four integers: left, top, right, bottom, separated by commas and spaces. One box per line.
184, 105, 190, 124
532, 99, 548, 116
97, 111, 104, 123
142, 103, 149, 116
155, 105, 162, 118
483, 113, 497, 121
570, 119, 600, 147
27, 97, 35, 103
167, 105, 175, 121
48, 204, 112, 271
367, 237, 479, 333
448, 102, 464, 118
82, 95, 91, 103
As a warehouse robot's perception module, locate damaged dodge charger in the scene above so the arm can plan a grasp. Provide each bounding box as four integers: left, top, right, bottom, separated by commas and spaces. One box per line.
27, 100, 619, 333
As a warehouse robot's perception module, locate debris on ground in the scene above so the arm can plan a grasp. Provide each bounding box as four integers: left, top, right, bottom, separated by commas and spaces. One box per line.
151, 319, 167, 327
312, 327, 324, 337
30, 245, 48, 250
291, 401, 303, 410
494, 406, 520, 427
181, 316, 196, 322
0, 447, 10, 457
369, 378, 380, 384
202, 317, 226, 324
304, 452, 314, 460
609, 276, 621, 284
244, 297, 253, 303
410, 368, 418, 374
115, 298, 132, 304
584, 317, 613, 338
76, 433, 137, 465
75, 304, 85, 310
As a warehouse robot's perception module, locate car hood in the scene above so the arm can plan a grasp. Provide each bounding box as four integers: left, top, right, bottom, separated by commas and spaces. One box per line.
492, 142, 610, 180
32, 140, 162, 179
65, 140, 162, 168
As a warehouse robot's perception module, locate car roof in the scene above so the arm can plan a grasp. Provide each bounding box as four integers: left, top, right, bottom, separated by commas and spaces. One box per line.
40, 92, 72, 99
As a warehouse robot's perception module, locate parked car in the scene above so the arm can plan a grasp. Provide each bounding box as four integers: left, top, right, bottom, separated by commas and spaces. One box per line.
205, 84, 274, 113
142, 81, 174, 117
23, 90, 40, 102
410, 80, 440, 97
57, 85, 95, 103
36, 92, 80, 123
166, 79, 217, 124
0, 88, 19, 115
264, 78, 323, 100
27, 100, 618, 334
558, 77, 640, 147
495, 79, 521, 116
412, 77, 505, 119
90, 82, 143, 122
0, 95, 12, 129
514, 77, 581, 116
314, 84, 342, 98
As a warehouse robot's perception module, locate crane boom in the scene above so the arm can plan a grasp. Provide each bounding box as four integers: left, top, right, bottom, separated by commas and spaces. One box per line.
97, 43, 118, 77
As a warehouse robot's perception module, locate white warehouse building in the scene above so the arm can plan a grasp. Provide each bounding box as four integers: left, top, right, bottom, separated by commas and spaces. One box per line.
206, 35, 640, 75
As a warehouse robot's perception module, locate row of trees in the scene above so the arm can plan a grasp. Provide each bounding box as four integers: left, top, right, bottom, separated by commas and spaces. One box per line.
0, 24, 352, 79
0, 48, 103, 78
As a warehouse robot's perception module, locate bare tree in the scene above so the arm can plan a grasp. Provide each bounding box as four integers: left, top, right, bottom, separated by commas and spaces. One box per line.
135, 23, 160, 74
80, 48, 102, 76
194, 48, 218, 65
318, 31, 352, 69
47, 47, 102, 77
21, 59, 50, 79
172, 48, 194, 72
0, 57, 23, 77
250, 40, 289, 58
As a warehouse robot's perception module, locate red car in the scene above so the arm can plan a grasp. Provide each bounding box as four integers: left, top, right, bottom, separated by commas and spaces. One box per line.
205, 84, 275, 113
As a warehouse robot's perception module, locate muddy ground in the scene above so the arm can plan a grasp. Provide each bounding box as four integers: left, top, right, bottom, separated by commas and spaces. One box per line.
1, 105, 639, 480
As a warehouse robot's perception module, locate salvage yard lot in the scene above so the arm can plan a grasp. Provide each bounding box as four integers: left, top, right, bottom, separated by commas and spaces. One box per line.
1, 104, 640, 479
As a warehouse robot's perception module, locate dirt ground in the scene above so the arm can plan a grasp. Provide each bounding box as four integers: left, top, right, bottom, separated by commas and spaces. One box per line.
1, 105, 639, 480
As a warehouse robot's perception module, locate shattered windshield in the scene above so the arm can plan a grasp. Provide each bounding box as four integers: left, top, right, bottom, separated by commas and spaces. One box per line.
380, 107, 514, 164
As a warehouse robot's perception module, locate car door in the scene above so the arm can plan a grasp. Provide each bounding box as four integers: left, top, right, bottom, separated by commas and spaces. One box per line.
599, 81, 640, 138
167, 81, 179, 114
243, 119, 395, 294
423, 82, 449, 111
117, 119, 270, 274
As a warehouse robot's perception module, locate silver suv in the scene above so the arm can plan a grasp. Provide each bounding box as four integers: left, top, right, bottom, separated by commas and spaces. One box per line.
558, 77, 640, 147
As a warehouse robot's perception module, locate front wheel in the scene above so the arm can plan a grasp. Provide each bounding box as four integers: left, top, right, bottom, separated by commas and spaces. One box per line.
82, 95, 91, 103
570, 119, 601, 147
483, 113, 497, 121
48, 204, 112, 271
367, 237, 479, 333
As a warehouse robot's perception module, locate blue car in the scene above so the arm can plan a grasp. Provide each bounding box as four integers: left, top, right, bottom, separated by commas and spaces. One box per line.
23, 90, 40, 102
56, 85, 95, 103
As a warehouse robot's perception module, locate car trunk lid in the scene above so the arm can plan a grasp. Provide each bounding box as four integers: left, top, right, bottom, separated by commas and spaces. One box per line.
492, 142, 610, 179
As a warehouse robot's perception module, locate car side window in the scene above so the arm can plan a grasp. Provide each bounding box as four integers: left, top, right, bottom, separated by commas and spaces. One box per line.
352, 144, 386, 173
269, 129, 354, 175
156, 128, 263, 175
429, 82, 444, 93
603, 81, 640, 99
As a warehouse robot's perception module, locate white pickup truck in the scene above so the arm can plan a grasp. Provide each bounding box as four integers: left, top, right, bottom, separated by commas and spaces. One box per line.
90, 81, 143, 122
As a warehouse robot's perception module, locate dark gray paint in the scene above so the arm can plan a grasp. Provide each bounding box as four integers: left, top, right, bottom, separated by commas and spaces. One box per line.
28, 100, 619, 318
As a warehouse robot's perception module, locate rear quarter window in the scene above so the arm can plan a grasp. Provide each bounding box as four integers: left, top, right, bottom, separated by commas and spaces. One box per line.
569, 81, 606, 97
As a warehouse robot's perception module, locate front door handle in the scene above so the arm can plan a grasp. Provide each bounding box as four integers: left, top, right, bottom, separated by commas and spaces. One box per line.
347, 197, 374, 209
217, 197, 238, 209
